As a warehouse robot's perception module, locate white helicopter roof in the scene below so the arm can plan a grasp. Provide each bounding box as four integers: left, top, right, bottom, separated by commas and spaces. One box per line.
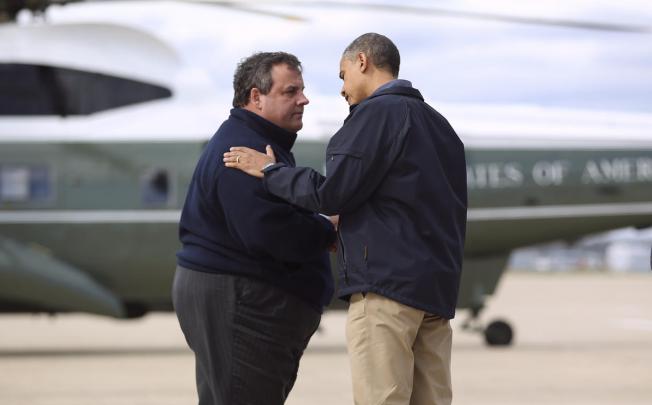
2, 97, 651, 150
437, 102, 652, 149
0, 22, 180, 88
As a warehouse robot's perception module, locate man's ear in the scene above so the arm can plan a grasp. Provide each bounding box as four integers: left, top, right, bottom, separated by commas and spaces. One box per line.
357, 52, 369, 73
250, 88, 262, 109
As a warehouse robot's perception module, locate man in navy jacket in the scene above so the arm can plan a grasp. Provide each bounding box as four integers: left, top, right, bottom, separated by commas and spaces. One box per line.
174, 52, 336, 405
225, 34, 467, 405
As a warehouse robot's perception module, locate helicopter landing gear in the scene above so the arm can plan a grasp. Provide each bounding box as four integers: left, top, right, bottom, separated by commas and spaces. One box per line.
461, 308, 514, 346
483, 319, 514, 346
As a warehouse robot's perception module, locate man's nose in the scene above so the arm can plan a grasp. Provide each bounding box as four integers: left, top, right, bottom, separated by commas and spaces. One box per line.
298, 92, 309, 106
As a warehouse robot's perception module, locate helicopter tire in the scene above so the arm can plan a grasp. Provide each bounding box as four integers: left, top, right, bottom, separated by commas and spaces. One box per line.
484, 319, 514, 346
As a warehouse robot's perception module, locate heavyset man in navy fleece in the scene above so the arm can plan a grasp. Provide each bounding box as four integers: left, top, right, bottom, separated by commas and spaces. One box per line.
225, 34, 467, 405
173, 52, 337, 405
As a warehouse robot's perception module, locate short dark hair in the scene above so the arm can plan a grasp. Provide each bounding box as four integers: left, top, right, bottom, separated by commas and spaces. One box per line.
232, 52, 302, 107
343, 33, 400, 78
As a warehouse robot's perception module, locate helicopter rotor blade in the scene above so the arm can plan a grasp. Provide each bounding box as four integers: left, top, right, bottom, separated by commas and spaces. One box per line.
0, 0, 306, 22
175, 0, 306, 21
267, 1, 651, 33
1, 0, 650, 33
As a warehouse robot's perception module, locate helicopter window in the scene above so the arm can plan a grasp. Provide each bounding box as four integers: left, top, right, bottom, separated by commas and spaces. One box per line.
0, 165, 52, 203
0, 63, 172, 116
142, 169, 171, 206
29, 166, 52, 200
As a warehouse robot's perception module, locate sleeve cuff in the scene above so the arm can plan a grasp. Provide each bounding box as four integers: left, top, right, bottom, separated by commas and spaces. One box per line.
261, 162, 286, 174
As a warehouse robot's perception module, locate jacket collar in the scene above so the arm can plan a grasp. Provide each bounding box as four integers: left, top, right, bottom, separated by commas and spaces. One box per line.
230, 108, 297, 152
348, 80, 424, 115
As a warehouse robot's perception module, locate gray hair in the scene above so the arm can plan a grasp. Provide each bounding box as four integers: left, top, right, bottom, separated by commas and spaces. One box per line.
232, 52, 302, 107
343, 33, 400, 78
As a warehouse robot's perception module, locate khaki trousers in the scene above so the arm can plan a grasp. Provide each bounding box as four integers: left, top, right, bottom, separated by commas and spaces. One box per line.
346, 293, 452, 405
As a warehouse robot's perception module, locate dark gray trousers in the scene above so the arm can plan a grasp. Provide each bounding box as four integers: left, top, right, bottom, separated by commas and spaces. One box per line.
172, 266, 321, 405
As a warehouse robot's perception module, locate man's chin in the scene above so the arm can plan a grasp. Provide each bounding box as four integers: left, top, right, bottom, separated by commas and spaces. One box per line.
290, 122, 303, 133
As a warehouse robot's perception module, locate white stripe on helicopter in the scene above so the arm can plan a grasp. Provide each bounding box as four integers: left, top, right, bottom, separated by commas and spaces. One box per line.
1, 202, 652, 223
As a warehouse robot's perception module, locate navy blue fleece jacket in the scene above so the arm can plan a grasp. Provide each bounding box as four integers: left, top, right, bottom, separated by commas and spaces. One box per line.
177, 108, 336, 310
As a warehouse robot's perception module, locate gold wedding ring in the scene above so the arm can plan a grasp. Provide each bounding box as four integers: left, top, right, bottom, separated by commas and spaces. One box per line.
236, 155, 240, 163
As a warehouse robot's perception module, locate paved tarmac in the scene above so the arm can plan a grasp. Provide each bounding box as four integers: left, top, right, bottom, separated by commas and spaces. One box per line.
1, 272, 651, 405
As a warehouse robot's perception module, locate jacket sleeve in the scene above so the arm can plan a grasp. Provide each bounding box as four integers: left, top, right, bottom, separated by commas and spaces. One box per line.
263, 101, 410, 215
215, 166, 336, 262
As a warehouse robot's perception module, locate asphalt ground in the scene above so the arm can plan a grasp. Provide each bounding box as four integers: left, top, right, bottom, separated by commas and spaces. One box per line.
1, 272, 651, 405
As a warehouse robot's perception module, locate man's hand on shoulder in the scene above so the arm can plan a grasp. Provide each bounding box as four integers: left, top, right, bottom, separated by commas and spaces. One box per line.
224, 145, 276, 179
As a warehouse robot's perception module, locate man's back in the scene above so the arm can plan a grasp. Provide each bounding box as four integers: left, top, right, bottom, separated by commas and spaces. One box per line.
177, 108, 335, 310
327, 82, 467, 319
173, 51, 337, 405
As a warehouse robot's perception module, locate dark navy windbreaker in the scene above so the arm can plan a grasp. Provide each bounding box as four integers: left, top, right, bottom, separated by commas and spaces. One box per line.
177, 108, 336, 311
262, 83, 467, 319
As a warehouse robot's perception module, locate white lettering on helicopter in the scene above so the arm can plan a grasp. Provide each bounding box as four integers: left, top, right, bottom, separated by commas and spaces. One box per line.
581, 158, 652, 184
467, 163, 524, 189
531, 160, 570, 186
637, 158, 652, 181
468, 157, 652, 189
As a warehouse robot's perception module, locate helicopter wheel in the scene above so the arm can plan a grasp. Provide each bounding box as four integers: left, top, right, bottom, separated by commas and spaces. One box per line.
484, 319, 514, 346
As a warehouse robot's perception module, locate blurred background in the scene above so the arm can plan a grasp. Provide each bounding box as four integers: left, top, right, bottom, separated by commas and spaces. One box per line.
1, 1, 651, 404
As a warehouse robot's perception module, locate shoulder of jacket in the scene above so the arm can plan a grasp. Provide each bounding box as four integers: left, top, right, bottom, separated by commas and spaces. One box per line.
214, 121, 263, 149
352, 95, 410, 120
367, 92, 408, 106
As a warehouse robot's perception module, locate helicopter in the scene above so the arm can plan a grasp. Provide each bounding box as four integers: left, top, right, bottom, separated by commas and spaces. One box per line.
1, 0, 651, 346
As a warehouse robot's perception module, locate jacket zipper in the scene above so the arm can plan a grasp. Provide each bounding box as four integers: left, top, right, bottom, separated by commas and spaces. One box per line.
338, 231, 348, 284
